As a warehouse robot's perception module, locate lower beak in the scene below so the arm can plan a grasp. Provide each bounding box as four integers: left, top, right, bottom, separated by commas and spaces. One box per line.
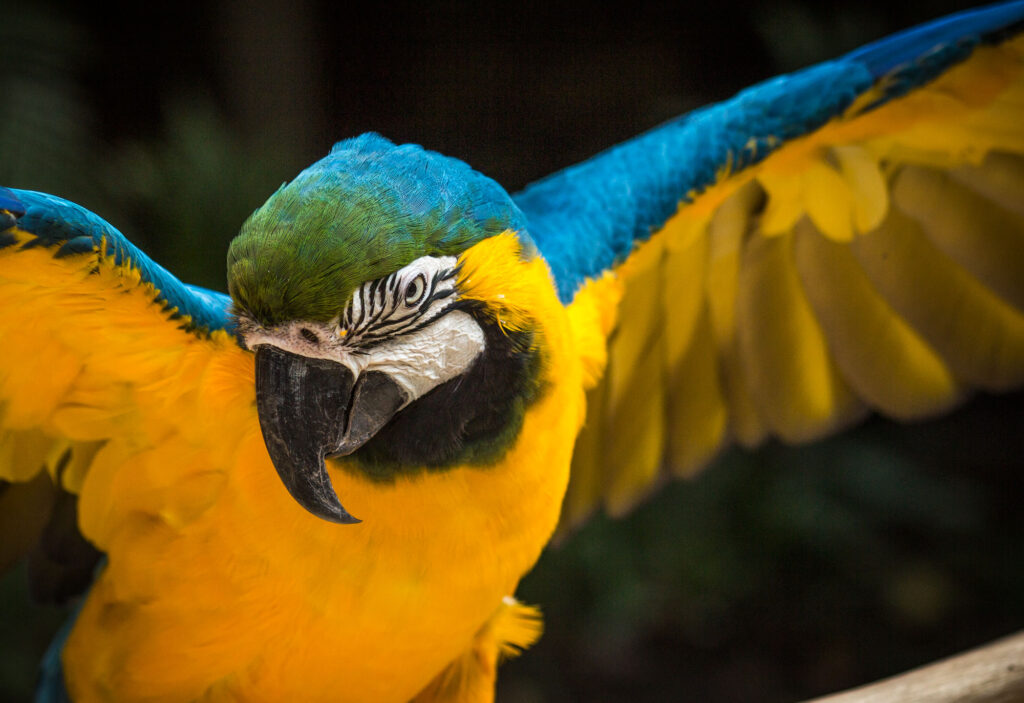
254, 345, 408, 523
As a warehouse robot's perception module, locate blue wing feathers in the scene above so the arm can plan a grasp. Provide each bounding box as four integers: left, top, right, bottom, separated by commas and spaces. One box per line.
35, 602, 78, 703
518, 1, 1024, 303
1, 189, 234, 335
516, 61, 873, 302
0, 186, 26, 218
847, 0, 1024, 78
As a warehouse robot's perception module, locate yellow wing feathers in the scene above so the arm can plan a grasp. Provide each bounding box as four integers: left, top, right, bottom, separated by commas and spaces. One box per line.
562, 35, 1024, 528
0, 227, 252, 550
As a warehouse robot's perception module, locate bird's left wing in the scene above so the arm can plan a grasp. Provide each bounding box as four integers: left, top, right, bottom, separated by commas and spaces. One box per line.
0, 188, 254, 586
515, 3, 1024, 528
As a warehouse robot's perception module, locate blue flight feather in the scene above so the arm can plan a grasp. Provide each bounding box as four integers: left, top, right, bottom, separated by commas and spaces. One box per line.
847, 0, 1024, 78
517, 1, 1024, 302
0, 186, 26, 217
35, 602, 79, 703
2, 189, 234, 335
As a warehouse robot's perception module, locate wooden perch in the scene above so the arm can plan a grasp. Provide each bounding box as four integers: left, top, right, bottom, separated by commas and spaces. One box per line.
806, 630, 1024, 703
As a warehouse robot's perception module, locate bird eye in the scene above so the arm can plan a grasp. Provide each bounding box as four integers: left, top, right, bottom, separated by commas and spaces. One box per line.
404, 274, 427, 306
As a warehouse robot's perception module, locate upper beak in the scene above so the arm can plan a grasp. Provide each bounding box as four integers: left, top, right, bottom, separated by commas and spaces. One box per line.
254, 345, 409, 523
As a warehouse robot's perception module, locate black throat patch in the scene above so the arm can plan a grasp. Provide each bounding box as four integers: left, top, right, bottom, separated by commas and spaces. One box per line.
342, 308, 545, 481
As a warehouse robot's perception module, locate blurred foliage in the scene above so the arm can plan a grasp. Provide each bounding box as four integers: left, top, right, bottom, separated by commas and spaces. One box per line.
0, 6, 97, 204
0, 6, 301, 293
1, 1, 1023, 702
101, 99, 299, 290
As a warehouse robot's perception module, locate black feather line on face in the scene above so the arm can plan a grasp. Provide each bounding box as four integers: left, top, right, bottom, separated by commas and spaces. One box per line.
351, 285, 367, 329
423, 286, 455, 309
354, 297, 473, 350
364, 295, 391, 330
338, 263, 460, 347
363, 308, 426, 337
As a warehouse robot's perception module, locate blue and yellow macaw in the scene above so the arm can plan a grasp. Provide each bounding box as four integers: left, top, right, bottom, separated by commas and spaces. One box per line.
3, 3, 1024, 701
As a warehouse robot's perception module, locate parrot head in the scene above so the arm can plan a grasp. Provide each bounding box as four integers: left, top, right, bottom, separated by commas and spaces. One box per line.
227, 134, 551, 523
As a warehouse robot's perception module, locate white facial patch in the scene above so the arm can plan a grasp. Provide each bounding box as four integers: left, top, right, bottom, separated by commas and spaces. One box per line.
357, 310, 484, 401
239, 255, 486, 406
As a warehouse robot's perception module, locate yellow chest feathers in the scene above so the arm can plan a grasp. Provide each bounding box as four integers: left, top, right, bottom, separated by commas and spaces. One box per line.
64, 232, 590, 702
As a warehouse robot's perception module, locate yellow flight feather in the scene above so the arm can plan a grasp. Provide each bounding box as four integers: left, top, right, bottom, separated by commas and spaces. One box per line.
560, 30, 1024, 531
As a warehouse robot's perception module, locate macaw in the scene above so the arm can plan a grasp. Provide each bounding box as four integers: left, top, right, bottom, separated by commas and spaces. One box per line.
3, 2, 1024, 701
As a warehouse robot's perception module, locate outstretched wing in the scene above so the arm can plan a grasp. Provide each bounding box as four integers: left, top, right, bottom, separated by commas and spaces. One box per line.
515, 3, 1024, 527
0, 188, 254, 585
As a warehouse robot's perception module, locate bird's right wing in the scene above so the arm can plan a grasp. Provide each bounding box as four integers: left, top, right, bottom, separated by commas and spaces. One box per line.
0, 188, 255, 591
514, 3, 1024, 528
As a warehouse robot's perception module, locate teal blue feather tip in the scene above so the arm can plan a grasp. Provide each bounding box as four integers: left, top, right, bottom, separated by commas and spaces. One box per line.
0, 186, 26, 218
0, 188, 233, 335
227, 134, 532, 326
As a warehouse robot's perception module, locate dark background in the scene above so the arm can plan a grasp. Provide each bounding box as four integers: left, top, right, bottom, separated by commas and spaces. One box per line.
1, 1, 1023, 701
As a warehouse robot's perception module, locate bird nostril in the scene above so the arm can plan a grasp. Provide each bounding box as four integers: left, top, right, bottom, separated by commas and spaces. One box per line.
300, 328, 319, 344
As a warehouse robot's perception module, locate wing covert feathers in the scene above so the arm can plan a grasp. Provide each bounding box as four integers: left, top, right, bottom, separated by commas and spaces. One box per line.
0, 193, 251, 575
560, 31, 1024, 529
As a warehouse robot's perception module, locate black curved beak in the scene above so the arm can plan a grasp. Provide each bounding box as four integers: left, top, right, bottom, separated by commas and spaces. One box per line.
254, 345, 409, 523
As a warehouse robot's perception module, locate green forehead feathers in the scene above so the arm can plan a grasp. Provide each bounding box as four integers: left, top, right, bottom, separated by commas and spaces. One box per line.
227, 134, 530, 326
